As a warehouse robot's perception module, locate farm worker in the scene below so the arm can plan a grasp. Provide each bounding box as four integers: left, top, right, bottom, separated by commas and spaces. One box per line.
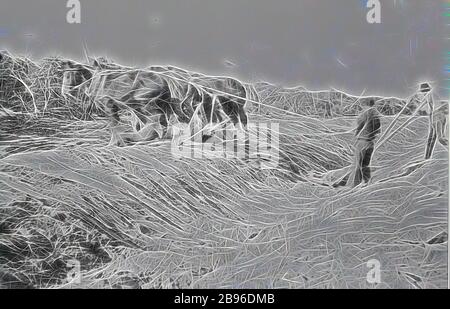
425, 101, 448, 159
420, 83, 448, 159
350, 99, 381, 187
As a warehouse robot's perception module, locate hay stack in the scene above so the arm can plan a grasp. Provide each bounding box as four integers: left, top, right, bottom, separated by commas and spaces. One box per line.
0, 51, 39, 112
0, 51, 99, 119
28, 56, 96, 119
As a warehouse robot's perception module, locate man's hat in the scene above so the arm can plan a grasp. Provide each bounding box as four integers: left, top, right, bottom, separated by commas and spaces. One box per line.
419, 83, 432, 93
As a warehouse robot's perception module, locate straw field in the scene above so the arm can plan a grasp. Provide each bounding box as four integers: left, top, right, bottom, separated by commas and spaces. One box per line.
0, 52, 447, 289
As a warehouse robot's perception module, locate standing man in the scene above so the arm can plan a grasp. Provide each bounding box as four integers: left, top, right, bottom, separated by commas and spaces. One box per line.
325, 98, 333, 118
420, 83, 448, 159
425, 100, 448, 159
419, 83, 434, 159
350, 99, 381, 187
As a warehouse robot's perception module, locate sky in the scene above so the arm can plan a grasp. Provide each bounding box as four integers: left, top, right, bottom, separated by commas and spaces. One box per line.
0, 0, 447, 98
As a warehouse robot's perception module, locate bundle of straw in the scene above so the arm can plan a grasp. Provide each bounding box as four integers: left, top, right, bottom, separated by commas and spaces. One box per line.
0, 51, 39, 113
28, 56, 96, 119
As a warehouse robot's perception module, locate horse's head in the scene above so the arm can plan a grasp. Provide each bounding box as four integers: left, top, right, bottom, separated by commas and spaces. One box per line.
61, 60, 93, 99
89, 57, 123, 70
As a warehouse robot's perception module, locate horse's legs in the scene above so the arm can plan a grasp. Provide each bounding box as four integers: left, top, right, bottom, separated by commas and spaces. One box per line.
201, 94, 215, 142
153, 94, 173, 138
168, 97, 189, 123
182, 84, 198, 121
133, 107, 150, 132
105, 99, 125, 146
238, 105, 248, 131
202, 98, 223, 143
219, 97, 241, 128
158, 109, 169, 138
202, 94, 213, 124
137, 109, 165, 141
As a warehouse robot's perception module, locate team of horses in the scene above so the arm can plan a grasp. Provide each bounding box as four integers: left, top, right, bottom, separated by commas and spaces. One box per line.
60, 58, 249, 146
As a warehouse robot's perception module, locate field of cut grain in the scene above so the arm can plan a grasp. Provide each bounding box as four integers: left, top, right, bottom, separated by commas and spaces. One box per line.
0, 105, 447, 288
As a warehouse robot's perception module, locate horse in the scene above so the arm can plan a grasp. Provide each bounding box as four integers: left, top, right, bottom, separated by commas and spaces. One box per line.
91, 60, 249, 132
61, 60, 249, 146
147, 65, 249, 139
193, 74, 248, 131
61, 60, 184, 146
88, 59, 213, 128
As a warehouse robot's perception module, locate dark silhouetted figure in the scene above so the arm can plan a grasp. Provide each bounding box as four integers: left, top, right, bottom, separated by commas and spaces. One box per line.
325, 99, 333, 118
350, 99, 381, 187
419, 83, 434, 160
419, 82, 449, 160
425, 101, 448, 159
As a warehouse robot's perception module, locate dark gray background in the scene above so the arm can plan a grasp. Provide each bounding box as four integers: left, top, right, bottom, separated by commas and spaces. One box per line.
0, 0, 447, 98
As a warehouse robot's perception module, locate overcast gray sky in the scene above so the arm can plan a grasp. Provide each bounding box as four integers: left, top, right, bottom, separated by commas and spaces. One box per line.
0, 0, 447, 98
